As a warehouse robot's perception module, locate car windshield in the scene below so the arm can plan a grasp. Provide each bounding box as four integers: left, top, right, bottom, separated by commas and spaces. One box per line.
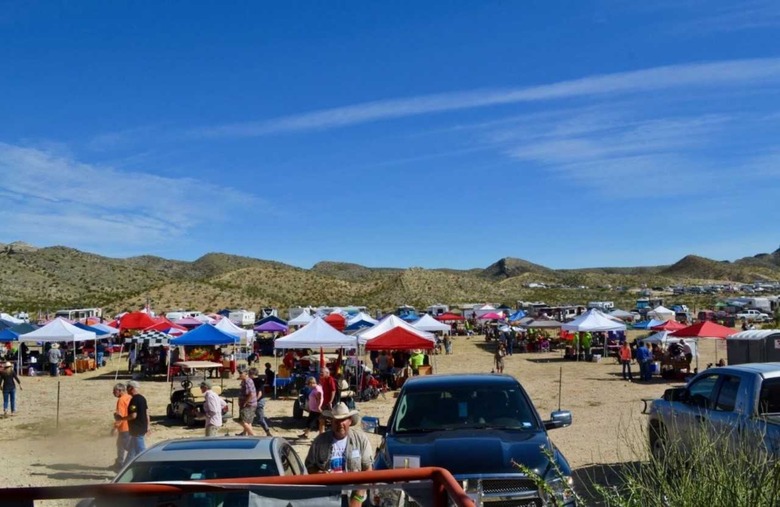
116, 459, 279, 482
392, 386, 540, 433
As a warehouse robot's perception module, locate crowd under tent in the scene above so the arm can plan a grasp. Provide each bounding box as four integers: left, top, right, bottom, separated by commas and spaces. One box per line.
643, 331, 699, 358
562, 309, 626, 333
412, 314, 451, 333
18, 318, 97, 370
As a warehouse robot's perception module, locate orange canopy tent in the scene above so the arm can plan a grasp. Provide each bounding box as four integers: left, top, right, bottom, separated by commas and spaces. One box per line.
324, 313, 346, 331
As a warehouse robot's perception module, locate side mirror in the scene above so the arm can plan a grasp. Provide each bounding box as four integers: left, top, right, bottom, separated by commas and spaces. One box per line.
544, 410, 572, 430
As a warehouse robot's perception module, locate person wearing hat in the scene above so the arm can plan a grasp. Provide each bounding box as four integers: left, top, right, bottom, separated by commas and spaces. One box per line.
305, 402, 373, 507
236, 366, 257, 436
201, 379, 227, 437
1, 361, 22, 417
47, 343, 62, 377
120, 381, 150, 462
248, 367, 272, 437
337, 379, 355, 410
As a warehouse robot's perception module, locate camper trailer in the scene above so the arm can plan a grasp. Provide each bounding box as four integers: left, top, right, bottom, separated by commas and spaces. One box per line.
587, 301, 614, 312
228, 309, 256, 327
426, 304, 449, 316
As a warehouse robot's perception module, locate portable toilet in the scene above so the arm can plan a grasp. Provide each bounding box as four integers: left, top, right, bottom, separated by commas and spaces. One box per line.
727, 330, 780, 365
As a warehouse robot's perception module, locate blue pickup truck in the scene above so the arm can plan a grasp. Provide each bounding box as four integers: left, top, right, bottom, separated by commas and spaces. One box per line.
645, 363, 780, 459
371, 373, 575, 506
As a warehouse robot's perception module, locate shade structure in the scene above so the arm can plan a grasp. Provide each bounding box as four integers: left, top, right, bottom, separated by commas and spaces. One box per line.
518, 317, 564, 329
274, 316, 356, 350
562, 308, 626, 332
609, 309, 636, 321
435, 312, 464, 322
288, 312, 314, 327
670, 321, 734, 339
170, 324, 239, 346
254, 321, 288, 333
650, 320, 687, 332
73, 322, 112, 338
478, 312, 505, 320
357, 315, 434, 346
119, 311, 156, 331
19, 318, 96, 343
213, 317, 253, 341
91, 323, 120, 335
633, 319, 667, 330
172, 317, 205, 328
643, 331, 699, 356
347, 312, 378, 328
412, 314, 451, 333
254, 315, 288, 327
647, 305, 675, 321
144, 319, 187, 334
8, 322, 38, 335
345, 319, 375, 332
365, 327, 436, 351
507, 310, 527, 321
324, 313, 346, 331
0, 328, 19, 342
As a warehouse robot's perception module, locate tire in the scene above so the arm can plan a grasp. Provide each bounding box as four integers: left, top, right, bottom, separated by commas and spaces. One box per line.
649, 422, 666, 462
293, 399, 304, 419
183, 411, 194, 427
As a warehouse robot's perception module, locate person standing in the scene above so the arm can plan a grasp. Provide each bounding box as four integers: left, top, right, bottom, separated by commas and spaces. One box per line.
305, 402, 373, 507
264, 363, 275, 395
1, 362, 22, 417
201, 380, 227, 437
409, 350, 424, 375
236, 366, 256, 436
299, 376, 322, 439
494, 343, 506, 374
128, 347, 137, 374
123, 381, 150, 462
636, 342, 652, 381
111, 383, 132, 469
680, 340, 693, 369
47, 343, 62, 377
619, 342, 633, 381
248, 368, 272, 436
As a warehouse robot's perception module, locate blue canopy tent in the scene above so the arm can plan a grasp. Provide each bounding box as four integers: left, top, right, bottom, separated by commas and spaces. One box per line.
0, 328, 18, 342
73, 322, 112, 338
171, 324, 239, 346
508, 310, 527, 321
345, 319, 375, 331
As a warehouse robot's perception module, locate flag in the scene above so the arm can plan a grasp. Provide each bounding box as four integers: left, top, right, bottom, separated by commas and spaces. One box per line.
320, 347, 325, 371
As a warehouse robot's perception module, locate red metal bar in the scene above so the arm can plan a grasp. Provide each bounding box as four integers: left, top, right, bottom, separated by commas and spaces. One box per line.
0, 467, 475, 507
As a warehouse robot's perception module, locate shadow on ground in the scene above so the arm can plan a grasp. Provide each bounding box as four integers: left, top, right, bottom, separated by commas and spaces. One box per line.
573, 461, 641, 506
30, 462, 114, 481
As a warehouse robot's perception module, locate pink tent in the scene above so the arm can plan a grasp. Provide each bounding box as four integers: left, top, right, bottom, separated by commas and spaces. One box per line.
478, 312, 504, 320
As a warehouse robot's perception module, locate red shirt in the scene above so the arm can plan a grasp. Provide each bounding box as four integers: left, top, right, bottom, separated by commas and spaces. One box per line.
320, 375, 337, 406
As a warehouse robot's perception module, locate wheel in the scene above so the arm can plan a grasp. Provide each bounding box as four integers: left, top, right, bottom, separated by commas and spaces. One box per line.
649, 422, 666, 462
293, 399, 304, 419
166, 404, 174, 418
183, 410, 194, 427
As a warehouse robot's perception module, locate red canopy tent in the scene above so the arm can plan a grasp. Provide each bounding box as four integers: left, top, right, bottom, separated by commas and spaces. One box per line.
365, 327, 435, 351
670, 321, 735, 370
144, 318, 187, 333
435, 313, 465, 321
650, 320, 687, 332
324, 313, 346, 331
119, 311, 156, 331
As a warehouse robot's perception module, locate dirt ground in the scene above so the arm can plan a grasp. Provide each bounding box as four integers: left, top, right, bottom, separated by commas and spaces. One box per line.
0, 331, 728, 504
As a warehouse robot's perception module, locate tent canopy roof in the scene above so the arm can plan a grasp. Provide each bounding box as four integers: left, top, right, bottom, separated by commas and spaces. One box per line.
365, 327, 435, 351
412, 314, 451, 332
562, 308, 626, 332
274, 316, 355, 349
19, 318, 96, 342
170, 324, 239, 346
357, 315, 434, 345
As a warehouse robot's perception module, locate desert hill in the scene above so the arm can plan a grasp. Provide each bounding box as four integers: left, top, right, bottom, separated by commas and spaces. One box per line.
0, 242, 777, 314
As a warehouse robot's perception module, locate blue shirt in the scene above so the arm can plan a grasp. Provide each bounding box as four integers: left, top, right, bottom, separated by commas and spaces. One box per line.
636, 346, 651, 363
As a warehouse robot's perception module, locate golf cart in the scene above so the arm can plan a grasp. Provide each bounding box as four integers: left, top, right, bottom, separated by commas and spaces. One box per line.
166, 361, 232, 427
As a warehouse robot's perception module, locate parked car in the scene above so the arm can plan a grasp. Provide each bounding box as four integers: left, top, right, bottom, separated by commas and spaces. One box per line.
645, 363, 780, 461
371, 373, 575, 506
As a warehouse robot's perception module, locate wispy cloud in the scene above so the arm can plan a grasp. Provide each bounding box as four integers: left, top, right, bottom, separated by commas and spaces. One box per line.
685, 0, 780, 33
0, 143, 271, 254
190, 58, 780, 138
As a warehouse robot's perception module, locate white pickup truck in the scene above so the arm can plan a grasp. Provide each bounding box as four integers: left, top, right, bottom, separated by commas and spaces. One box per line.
736, 309, 772, 323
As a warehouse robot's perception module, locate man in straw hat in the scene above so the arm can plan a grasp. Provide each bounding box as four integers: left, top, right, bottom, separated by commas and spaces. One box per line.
305, 402, 373, 507
47, 343, 62, 377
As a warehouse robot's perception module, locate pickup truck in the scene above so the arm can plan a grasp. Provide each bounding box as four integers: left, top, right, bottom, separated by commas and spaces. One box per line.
371, 373, 575, 506
645, 363, 780, 460
736, 309, 772, 323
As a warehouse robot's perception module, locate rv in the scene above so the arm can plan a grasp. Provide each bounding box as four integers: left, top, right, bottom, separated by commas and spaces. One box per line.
587, 301, 615, 312
54, 307, 102, 321
426, 304, 449, 316
229, 310, 256, 327
166, 310, 203, 321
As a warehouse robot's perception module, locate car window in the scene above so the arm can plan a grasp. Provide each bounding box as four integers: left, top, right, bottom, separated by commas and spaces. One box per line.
688, 374, 720, 409
392, 386, 538, 432
116, 459, 279, 483
280, 445, 304, 476
758, 378, 780, 415
714, 375, 741, 412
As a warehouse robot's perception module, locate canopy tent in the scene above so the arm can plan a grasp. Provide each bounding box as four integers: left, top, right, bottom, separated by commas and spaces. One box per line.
670, 321, 735, 370
412, 314, 451, 333
647, 305, 675, 321
344, 319, 376, 332
478, 312, 505, 320
91, 323, 120, 336
435, 312, 465, 322
254, 321, 288, 333
0, 328, 18, 342
19, 318, 96, 343
650, 320, 687, 332
170, 324, 239, 346
642, 331, 699, 357
0, 313, 25, 324
507, 310, 527, 321
633, 319, 667, 330
609, 309, 636, 321
365, 327, 436, 351
561, 308, 626, 332
119, 311, 156, 331
254, 315, 288, 327
125, 329, 171, 347
347, 312, 378, 328
213, 318, 253, 341
323, 313, 347, 331
73, 322, 112, 338
517, 317, 563, 329
357, 315, 434, 346
173, 317, 205, 328
288, 312, 314, 327
274, 316, 356, 350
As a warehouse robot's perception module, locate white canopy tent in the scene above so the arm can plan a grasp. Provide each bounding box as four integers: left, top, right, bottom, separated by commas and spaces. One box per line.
288, 311, 314, 327
609, 309, 637, 321
274, 316, 356, 350
561, 308, 627, 332
18, 318, 97, 371
357, 315, 434, 346
213, 318, 253, 342
412, 314, 452, 333
648, 305, 675, 321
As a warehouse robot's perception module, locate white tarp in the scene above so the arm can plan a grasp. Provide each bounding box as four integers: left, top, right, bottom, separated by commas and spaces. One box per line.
412, 314, 451, 333
648, 305, 675, 321
643, 331, 698, 357
357, 315, 434, 346
274, 316, 356, 349
213, 317, 253, 341
18, 317, 96, 343
288, 311, 314, 327
561, 308, 626, 332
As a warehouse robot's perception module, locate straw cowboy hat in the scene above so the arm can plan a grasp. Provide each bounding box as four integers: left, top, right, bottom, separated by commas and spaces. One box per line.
323, 402, 359, 424
50, 343, 60, 348
3, 362, 12, 368
338, 379, 354, 398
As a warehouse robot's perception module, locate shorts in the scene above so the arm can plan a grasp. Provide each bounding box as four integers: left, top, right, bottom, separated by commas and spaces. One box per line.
240, 407, 256, 424
206, 425, 220, 437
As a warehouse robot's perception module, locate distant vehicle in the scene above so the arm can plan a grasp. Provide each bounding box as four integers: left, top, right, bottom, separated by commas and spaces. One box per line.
54, 307, 102, 321
736, 309, 771, 323
166, 310, 203, 321
166, 361, 230, 427
228, 309, 256, 326
587, 301, 614, 311
371, 373, 575, 506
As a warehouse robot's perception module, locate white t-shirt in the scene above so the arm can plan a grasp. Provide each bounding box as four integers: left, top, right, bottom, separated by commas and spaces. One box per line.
329, 436, 348, 473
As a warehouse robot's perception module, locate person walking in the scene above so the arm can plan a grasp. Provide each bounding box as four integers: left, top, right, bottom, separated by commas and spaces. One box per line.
494, 343, 506, 373
305, 402, 373, 507
249, 368, 272, 436
299, 376, 322, 440
122, 381, 150, 463
236, 366, 256, 436
201, 380, 227, 437
111, 383, 132, 469
47, 343, 62, 377
619, 342, 633, 381
1, 362, 22, 417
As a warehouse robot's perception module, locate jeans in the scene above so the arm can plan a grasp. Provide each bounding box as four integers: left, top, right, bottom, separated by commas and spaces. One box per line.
3, 390, 16, 413
96, 352, 104, 368
254, 400, 270, 433
125, 435, 146, 463
116, 431, 131, 465
621, 360, 633, 380
50, 363, 59, 376
639, 361, 650, 381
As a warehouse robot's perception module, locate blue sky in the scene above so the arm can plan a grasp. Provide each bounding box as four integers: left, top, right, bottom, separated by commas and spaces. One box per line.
1, 1, 779, 270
